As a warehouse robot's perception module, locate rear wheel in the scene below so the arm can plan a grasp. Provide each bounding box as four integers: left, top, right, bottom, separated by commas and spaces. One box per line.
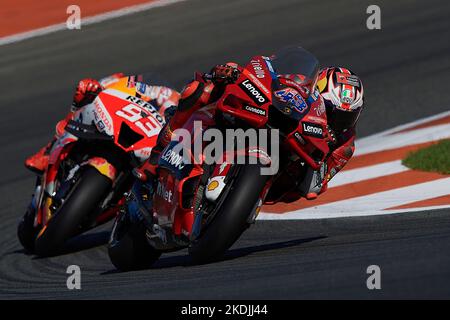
108, 211, 162, 271
189, 164, 269, 263
34, 167, 112, 256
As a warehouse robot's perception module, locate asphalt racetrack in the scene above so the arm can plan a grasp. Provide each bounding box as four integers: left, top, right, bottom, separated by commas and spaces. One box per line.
0, 0, 449, 299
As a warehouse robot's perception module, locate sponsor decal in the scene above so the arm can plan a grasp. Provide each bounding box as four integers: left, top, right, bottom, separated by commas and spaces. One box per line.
93, 99, 113, 132
244, 105, 266, 116
96, 120, 105, 131
314, 101, 326, 117
246, 72, 270, 95
87, 157, 117, 180
307, 115, 327, 124
250, 59, 266, 79
274, 88, 308, 113
341, 88, 355, 104
336, 72, 360, 87
248, 148, 271, 165
134, 147, 152, 161
156, 181, 173, 203
302, 122, 323, 138
207, 180, 219, 191
125, 95, 164, 125
161, 148, 186, 170
239, 79, 267, 105
294, 131, 306, 145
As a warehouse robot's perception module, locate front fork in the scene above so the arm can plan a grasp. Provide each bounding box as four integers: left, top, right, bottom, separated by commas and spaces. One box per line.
36, 156, 118, 228
126, 180, 154, 227
126, 179, 192, 251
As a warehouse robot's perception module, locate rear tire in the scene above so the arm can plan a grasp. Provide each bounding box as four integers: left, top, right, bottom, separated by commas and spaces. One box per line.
189, 164, 269, 264
108, 211, 162, 271
34, 167, 112, 257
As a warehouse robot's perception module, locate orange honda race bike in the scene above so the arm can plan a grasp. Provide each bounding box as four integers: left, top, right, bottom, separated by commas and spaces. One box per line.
18, 82, 166, 257
108, 47, 336, 270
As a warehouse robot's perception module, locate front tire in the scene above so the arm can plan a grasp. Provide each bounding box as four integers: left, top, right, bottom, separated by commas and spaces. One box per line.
34, 167, 112, 256
17, 204, 39, 253
108, 211, 162, 271
189, 164, 269, 264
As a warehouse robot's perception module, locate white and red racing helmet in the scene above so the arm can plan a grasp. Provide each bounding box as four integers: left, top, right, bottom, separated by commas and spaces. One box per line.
317, 67, 364, 132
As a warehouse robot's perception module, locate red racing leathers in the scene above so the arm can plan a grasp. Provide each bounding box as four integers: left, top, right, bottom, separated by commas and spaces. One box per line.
138, 64, 360, 200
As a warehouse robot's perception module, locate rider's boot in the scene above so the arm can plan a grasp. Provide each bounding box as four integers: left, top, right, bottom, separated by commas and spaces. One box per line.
298, 163, 327, 200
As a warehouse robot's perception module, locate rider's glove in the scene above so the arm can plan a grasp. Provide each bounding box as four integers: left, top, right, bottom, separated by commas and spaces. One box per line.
209, 64, 240, 84
72, 78, 103, 108
163, 105, 177, 122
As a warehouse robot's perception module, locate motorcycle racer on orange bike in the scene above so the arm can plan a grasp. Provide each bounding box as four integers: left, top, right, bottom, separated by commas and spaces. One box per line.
24, 73, 180, 174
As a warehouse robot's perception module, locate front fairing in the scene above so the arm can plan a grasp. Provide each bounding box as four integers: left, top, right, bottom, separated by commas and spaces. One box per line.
153, 107, 216, 235
216, 55, 274, 128
77, 89, 165, 162
48, 131, 78, 166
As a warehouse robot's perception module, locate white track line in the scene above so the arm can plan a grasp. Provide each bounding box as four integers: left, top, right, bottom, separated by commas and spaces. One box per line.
259, 205, 450, 220
358, 110, 450, 141
354, 122, 450, 155
259, 177, 450, 220
260, 112, 450, 220
329, 160, 408, 188
382, 205, 450, 215
0, 0, 188, 46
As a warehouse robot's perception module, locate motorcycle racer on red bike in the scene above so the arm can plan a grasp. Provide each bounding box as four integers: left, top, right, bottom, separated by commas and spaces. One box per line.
136, 46, 364, 200
107, 46, 365, 269
24, 73, 180, 174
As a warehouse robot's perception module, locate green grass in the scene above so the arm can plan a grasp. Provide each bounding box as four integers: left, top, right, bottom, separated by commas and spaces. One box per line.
402, 139, 450, 174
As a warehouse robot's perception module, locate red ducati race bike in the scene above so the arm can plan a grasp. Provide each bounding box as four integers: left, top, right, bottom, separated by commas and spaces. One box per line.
108, 48, 335, 270
18, 88, 165, 256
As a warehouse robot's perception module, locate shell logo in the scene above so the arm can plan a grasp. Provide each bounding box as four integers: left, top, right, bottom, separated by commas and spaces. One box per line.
207, 180, 219, 191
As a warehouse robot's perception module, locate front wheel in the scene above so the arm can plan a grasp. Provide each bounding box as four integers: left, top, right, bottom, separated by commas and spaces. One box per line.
189, 164, 270, 263
17, 204, 40, 253
108, 211, 162, 271
34, 167, 112, 256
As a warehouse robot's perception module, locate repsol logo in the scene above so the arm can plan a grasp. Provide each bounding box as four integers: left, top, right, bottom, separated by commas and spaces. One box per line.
125, 95, 164, 125
161, 148, 185, 170
239, 79, 267, 105
302, 122, 323, 138
244, 105, 266, 116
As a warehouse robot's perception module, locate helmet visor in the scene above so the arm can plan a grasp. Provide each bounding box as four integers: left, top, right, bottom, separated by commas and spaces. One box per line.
328, 107, 362, 132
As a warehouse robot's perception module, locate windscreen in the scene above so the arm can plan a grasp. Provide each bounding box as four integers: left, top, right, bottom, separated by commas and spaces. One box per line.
270, 46, 320, 95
